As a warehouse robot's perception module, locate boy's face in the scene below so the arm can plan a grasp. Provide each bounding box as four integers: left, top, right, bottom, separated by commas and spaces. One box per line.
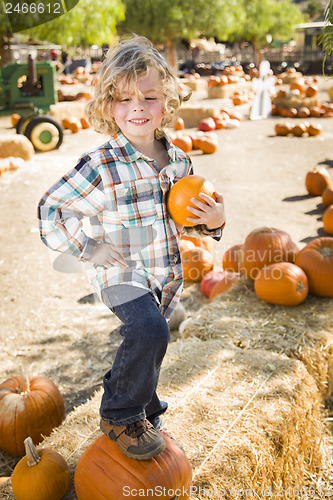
111, 68, 164, 147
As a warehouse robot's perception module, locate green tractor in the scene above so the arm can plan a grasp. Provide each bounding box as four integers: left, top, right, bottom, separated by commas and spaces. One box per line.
0, 55, 63, 152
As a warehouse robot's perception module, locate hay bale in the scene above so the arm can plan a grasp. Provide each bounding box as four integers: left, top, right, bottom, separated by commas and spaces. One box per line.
177, 105, 219, 128
207, 82, 252, 99
50, 101, 86, 122
0, 135, 34, 160
279, 72, 303, 84
182, 78, 208, 92
272, 94, 320, 110
0, 338, 325, 500
181, 278, 333, 404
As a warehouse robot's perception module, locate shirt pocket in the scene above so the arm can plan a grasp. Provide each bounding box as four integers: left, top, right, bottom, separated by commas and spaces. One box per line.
114, 179, 157, 227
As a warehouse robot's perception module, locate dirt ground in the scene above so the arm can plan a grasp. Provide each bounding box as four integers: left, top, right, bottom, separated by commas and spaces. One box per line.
0, 76, 333, 479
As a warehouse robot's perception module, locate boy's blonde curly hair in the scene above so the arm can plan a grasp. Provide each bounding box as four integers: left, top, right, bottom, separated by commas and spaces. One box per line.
85, 36, 185, 139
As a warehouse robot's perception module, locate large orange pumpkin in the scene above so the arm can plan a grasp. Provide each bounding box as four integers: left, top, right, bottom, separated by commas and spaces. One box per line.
305, 167, 332, 196
167, 175, 216, 226
0, 374, 64, 456
222, 244, 243, 272
182, 247, 214, 282
240, 227, 299, 280
254, 262, 308, 306
295, 237, 333, 297
74, 432, 192, 500
323, 206, 333, 235
11, 437, 70, 500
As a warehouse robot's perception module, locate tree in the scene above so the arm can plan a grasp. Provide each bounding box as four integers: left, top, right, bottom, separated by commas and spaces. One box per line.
25, 0, 125, 47
117, 0, 234, 69
226, 0, 305, 65
118, 0, 304, 69
318, 0, 333, 73
0, 0, 125, 65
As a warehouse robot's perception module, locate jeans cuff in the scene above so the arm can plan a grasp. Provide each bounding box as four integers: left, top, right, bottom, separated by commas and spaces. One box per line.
100, 410, 146, 426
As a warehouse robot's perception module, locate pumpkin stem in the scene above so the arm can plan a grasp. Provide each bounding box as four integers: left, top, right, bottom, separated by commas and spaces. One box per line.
24, 437, 41, 467
250, 226, 275, 236
319, 245, 333, 257
18, 367, 30, 393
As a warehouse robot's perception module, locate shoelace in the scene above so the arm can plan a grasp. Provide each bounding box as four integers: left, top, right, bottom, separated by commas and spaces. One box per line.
125, 419, 151, 438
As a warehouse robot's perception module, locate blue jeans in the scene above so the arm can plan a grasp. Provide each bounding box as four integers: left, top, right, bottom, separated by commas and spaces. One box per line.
100, 285, 170, 426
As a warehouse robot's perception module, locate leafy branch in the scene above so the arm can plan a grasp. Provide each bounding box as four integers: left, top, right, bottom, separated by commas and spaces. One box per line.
318, 0, 333, 74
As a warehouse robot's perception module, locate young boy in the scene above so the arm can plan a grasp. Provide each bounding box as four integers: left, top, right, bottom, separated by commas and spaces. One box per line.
38, 36, 225, 460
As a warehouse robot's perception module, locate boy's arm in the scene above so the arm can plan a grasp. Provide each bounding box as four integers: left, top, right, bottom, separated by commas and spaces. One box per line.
37, 156, 104, 261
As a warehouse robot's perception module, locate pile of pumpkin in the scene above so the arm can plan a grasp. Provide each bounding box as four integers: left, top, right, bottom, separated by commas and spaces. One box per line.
272, 102, 333, 119
306, 166, 333, 237
207, 66, 251, 88
169, 109, 242, 154
275, 121, 322, 137
167, 174, 333, 306
61, 116, 90, 133
57, 89, 92, 102
181, 226, 333, 307
232, 88, 255, 106
0, 370, 192, 498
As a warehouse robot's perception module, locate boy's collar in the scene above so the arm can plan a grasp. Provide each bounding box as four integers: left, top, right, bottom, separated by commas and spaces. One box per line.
107, 130, 178, 163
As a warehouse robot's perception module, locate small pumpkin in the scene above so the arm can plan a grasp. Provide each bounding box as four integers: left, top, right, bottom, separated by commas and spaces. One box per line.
307, 123, 322, 137
290, 79, 306, 94
209, 271, 239, 300
305, 84, 318, 97
182, 247, 214, 282
172, 135, 193, 153
200, 270, 226, 297
275, 122, 292, 136
198, 135, 218, 154
198, 117, 216, 132
167, 175, 216, 226
323, 206, 333, 235
179, 239, 195, 253
174, 117, 185, 130
292, 123, 307, 137
181, 235, 214, 254
322, 186, 333, 207
11, 437, 70, 500
11, 113, 21, 127
305, 167, 332, 196
222, 244, 243, 273
240, 227, 298, 280
74, 432, 192, 500
254, 262, 308, 306
295, 237, 333, 297
80, 117, 90, 129
0, 373, 64, 456
297, 107, 310, 118
68, 117, 82, 133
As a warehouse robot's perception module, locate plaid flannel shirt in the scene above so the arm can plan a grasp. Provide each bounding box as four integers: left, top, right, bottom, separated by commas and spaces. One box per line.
38, 131, 223, 319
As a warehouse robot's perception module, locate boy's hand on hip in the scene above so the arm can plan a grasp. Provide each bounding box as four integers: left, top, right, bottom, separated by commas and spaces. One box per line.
186, 191, 226, 230
88, 242, 126, 268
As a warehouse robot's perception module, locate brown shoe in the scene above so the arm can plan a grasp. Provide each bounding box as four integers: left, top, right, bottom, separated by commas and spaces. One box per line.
100, 418, 166, 460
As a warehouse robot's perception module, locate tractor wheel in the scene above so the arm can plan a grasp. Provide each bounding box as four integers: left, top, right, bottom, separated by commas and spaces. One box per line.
16, 116, 31, 135
24, 115, 63, 152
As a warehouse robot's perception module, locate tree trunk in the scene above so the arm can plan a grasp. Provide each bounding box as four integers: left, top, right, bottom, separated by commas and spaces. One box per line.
165, 38, 178, 73
0, 34, 13, 67
252, 39, 262, 69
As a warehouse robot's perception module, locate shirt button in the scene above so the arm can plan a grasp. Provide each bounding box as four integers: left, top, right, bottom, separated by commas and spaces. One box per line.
173, 253, 179, 264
